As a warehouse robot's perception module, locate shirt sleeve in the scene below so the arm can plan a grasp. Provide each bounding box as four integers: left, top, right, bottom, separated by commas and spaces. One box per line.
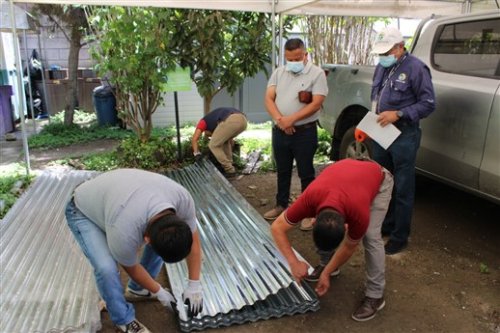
267, 68, 279, 88
173, 188, 198, 233
196, 119, 207, 132
346, 215, 369, 242
312, 68, 329, 96
400, 62, 436, 122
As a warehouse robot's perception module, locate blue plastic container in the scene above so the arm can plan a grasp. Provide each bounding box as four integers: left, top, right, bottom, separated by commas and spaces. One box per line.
92, 85, 117, 126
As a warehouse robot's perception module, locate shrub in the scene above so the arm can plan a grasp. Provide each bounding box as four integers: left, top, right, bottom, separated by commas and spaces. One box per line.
0, 165, 35, 219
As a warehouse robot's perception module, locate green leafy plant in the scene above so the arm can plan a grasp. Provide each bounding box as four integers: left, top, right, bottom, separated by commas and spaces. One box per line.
170, 11, 294, 114
50, 109, 96, 124
79, 152, 119, 171
89, 7, 176, 142
115, 135, 188, 171
29, 122, 132, 149
0, 165, 35, 219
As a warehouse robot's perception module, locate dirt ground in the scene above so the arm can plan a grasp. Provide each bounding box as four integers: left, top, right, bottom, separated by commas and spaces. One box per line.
25, 141, 500, 333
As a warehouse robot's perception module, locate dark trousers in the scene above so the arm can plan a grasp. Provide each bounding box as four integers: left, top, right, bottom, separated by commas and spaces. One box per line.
372, 123, 421, 243
272, 125, 318, 208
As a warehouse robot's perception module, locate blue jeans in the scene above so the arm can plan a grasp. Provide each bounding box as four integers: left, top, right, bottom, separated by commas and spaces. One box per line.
371, 123, 421, 243
272, 125, 318, 208
65, 199, 163, 325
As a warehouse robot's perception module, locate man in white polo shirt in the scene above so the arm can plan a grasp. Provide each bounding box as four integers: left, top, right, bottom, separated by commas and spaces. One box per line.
263, 38, 328, 232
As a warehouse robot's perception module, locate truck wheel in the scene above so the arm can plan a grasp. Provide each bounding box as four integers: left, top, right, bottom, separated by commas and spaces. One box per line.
339, 126, 372, 160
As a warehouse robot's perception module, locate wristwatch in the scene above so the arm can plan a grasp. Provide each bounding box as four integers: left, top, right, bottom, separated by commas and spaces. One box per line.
396, 110, 404, 118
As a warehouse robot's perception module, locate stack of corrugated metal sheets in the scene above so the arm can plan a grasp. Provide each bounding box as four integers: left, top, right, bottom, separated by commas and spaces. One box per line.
0, 163, 318, 332
166, 160, 319, 331
0, 169, 101, 333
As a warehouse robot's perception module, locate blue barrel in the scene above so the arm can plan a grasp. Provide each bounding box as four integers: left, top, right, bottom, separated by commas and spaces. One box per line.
92, 85, 117, 126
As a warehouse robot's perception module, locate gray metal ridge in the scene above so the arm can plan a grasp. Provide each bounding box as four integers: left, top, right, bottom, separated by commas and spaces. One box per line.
0, 169, 101, 333
166, 160, 319, 332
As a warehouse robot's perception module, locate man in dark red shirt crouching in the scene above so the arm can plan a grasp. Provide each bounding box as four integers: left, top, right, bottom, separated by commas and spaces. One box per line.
271, 158, 393, 322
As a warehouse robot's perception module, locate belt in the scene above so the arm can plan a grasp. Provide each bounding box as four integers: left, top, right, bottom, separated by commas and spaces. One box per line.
273, 120, 317, 133
294, 121, 317, 131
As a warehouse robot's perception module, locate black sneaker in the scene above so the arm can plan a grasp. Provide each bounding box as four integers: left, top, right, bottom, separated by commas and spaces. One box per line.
351, 296, 385, 322
117, 319, 151, 333
384, 239, 408, 255
224, 171, 237, 179
304, 264, 340, 282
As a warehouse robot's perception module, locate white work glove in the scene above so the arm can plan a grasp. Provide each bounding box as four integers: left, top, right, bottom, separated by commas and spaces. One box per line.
153, 287, 176, 312
182, 280, 203, 318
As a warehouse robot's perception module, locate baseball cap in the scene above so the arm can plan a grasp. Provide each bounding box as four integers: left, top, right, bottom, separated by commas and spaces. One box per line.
371, 27, 404, 54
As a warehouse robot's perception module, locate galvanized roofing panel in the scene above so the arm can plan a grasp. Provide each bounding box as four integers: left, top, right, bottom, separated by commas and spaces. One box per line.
166, 160, 319, 331
0, 169, 101, 333
1, 163, 318, 332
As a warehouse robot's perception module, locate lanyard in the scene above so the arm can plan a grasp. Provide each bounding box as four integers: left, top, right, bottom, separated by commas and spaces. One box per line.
381, 54, 407, 89
374, 54, 408, 113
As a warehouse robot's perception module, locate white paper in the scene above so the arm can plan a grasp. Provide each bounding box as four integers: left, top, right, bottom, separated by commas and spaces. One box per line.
356, 112, 401, 150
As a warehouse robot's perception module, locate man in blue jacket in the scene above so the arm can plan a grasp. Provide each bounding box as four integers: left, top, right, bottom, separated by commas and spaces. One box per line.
370, 27, 436, 255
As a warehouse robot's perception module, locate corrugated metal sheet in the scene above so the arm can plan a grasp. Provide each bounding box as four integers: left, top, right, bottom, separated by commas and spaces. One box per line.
166, 160, 319, 332
0, 169, 101, 333
1, 163, 318, 332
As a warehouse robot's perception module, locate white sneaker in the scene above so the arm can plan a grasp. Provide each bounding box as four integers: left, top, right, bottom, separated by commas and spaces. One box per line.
124, 287, 155, 302
117, 319, 151, 333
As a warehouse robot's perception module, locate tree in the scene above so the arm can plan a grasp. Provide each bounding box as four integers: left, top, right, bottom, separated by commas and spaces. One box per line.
302, 16, 382, 66
169, 10, 285, 115
32, 4, 89, 125
89, 7, 176, 142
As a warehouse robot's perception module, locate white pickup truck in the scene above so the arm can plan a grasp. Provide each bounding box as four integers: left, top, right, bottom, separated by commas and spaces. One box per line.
319, 10, 500, 204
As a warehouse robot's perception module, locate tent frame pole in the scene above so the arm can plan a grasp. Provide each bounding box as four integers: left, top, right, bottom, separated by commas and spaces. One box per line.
8, 0, 30, 174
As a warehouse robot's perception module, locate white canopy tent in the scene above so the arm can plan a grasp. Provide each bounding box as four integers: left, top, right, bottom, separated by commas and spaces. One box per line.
10, 0, 500, 17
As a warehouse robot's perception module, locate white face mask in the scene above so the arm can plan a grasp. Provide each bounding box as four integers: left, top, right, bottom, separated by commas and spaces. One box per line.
286, 61, 305, 73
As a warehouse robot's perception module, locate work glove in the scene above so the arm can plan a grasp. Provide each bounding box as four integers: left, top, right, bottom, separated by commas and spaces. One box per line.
183, 280, 203, 318
153, 287, 176, 312
354, 128, 369, 143
194, 152, 203, 163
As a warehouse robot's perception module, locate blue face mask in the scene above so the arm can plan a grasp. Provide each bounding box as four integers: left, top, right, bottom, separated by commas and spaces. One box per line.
286, 61, 305, 73
379, 55, 397, 68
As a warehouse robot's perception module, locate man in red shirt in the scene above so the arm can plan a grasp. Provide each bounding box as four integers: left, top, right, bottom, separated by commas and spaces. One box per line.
271, 158, 393, 321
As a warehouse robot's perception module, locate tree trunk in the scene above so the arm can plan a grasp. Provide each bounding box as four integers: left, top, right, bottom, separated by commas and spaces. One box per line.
203, 95, 213, 115
63, 20, 83, 125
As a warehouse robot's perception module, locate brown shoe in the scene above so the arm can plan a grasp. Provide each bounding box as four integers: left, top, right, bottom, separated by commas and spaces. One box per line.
304, 264, 340, 282
351, 296, 385, 322
263, 206, 285, 221
299, 217, 315, 231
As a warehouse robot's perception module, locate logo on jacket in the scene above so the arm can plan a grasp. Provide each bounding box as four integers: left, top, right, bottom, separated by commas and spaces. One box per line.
398, 73, 407, 82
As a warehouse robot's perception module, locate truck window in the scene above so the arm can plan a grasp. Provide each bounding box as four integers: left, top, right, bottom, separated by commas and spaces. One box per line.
432, 18, 500, 78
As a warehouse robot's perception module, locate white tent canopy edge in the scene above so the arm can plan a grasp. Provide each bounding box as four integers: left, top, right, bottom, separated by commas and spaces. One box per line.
10, 0, 500, 18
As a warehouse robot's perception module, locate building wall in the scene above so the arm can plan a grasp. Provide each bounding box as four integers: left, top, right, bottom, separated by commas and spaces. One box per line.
18, 23, 272, 125
20, 26, 94, 70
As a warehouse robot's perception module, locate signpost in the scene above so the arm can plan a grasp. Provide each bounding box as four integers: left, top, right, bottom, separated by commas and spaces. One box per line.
163, 67, 191, 160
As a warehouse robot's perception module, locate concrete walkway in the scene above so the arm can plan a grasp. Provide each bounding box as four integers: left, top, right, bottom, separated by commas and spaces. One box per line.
0, 119, 47, 167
